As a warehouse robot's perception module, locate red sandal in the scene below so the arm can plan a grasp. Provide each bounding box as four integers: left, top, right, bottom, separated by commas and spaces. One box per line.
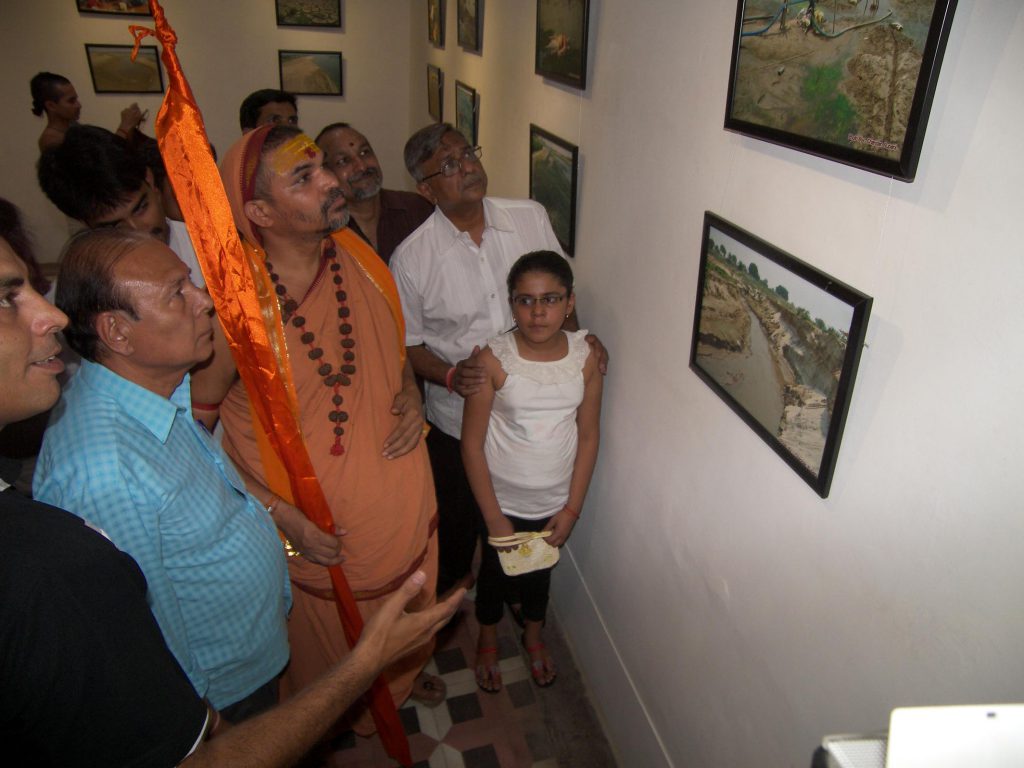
522, 634, 556, 688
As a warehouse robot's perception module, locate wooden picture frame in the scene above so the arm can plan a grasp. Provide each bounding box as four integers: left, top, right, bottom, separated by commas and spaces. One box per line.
690, 212, 872, 498
724, 0, 958, 181
275, 0, 341, 28
535, 0, 591, 90
85, 44, 163, 94
278, 50, 343, 96
427, 64, 444, 122
529, 125, 579, 256
428, 0, 446, 47
76, 1, 150, 17
455, 81, 479, 146
457, 0, 483, 52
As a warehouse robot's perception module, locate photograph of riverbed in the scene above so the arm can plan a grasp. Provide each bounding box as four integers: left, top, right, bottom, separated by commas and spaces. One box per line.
692, 220, 865, 487
728, 0, 952, 172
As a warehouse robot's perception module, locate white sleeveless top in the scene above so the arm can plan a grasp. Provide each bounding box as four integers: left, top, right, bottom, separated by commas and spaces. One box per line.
483, 329, 590, 520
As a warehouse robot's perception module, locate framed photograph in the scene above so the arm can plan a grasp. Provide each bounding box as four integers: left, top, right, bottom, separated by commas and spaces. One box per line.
76, 1, 150, 16
458, 0, 482, 52
275, 0, 341, 27
426, 64, 443, 122
85, 44, 163, 94
428, 0, 445, 47
689, 212, 872, 498
279, 50, 343, 96
455, 81, 478, 146
529, 125, 579, 256
535, 0, 590, 90
724, 0, 958, 182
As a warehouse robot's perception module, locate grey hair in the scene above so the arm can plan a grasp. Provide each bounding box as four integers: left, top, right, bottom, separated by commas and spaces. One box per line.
403, 122, 459, 182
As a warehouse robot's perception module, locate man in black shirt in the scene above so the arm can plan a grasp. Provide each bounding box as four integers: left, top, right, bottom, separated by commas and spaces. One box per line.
0, 220, 462, 765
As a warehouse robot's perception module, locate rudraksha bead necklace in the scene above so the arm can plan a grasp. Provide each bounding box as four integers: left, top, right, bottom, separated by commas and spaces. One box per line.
265, 244, 356, 456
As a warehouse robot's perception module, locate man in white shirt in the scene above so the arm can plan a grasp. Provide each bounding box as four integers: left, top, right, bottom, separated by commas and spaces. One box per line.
390, 123, 605, 597
37, 124, 204, 287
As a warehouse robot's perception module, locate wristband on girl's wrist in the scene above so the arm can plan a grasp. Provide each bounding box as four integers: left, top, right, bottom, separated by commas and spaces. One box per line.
562, 505, 579, 519
445, 365, 457, 393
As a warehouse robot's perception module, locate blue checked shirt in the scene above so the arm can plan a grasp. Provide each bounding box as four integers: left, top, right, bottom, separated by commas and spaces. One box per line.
35, 360, 291, 709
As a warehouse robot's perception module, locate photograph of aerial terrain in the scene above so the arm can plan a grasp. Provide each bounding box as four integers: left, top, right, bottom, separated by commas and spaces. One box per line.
725, 0, 957, 179
529, 125, 578, 255
691, 213, 871, 496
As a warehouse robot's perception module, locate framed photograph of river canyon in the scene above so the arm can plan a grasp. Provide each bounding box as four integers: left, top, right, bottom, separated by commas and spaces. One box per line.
690, 212, 872, 497
723, 0, 958, 181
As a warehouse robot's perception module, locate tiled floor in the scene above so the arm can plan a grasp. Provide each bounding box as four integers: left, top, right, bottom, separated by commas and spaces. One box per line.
319, 591, 618, 768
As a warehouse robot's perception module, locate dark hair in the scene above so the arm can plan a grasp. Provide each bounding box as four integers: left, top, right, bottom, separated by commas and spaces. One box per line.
404, 122, 459, 182
30, 72, 70, 117
37, 125, 149, 223
314, 122, 351, 144
239, 89, 297, 132
0, 198, 50, 295
55, 229, 149, 362
253, 125, 306, 200
507, 251, 574, 298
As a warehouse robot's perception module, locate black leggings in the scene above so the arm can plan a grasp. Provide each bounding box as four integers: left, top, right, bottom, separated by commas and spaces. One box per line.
475, 515, 552, 627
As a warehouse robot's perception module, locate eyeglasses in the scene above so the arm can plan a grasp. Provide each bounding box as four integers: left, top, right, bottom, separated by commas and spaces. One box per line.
511, 293, 567, 308
421, 146, 483, 181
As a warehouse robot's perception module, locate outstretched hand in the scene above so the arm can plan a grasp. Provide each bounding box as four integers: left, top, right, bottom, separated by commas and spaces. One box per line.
453, 346, 487, 397
359, 571, 465, 670
119, 102, 145, 135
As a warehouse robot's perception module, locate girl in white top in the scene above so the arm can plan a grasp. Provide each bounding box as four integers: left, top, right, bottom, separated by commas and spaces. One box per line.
462, 251, 603, 692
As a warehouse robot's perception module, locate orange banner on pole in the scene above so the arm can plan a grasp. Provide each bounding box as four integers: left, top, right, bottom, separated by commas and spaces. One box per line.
130, 2, 411, 763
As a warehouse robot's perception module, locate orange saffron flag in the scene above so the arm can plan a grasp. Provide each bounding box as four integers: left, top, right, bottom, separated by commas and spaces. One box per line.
129, 2, 411, 764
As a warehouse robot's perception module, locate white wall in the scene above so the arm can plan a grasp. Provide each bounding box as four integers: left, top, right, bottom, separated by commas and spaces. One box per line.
411, 2, 1024, 766
3, 2, 1022, 766
1, 0, 414, 262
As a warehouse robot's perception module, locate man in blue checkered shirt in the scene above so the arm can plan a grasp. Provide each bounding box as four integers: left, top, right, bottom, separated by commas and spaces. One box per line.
35, 228, 291, 722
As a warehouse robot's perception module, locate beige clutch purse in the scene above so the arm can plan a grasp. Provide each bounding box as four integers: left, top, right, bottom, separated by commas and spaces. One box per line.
487, 531, 560, 576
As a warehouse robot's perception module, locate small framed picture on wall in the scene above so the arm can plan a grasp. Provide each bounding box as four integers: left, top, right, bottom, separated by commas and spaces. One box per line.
428, 0, 446, 47
427, 64, 444, 121
76, 1, 150, 17
85, 44, 163, 94
455, 81, 478, 146
457, 0, 482, 53
535, 0, 591, 90
279, 50, 343, 96
528, 125, 579, 256
275, 0, 341, 28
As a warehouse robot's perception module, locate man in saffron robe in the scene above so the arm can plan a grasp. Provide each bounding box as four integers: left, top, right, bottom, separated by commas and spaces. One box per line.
191, 125, 444, 733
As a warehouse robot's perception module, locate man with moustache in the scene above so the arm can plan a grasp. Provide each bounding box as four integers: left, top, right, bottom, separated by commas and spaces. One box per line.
316, 123, 433, 264
239, 88, 299, 133
390, 123, 603, 601
190, 124, 445, 728
34, 229, 289, 721
37, 124, 203, 285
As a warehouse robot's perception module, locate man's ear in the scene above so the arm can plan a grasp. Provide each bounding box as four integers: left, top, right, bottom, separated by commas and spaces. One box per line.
416, 181, 437, 205
243, 199, 275, 229
95, 310, 134, 357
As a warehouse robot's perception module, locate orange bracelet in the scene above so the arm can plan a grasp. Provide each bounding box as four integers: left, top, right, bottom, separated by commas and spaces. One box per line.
445, 366, 457, 393
562, 505, 579, 519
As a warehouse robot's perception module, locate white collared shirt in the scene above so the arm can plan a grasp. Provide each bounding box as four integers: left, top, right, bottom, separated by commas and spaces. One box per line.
390, 197, 565, 438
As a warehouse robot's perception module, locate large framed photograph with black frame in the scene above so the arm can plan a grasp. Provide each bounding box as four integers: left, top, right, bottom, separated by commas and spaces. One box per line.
723, 0, 958, 181
529, 125, 579, 257
690, 212, 872, 497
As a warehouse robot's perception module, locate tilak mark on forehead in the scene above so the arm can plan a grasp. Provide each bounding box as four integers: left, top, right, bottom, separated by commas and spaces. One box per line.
271, 134, 320, 175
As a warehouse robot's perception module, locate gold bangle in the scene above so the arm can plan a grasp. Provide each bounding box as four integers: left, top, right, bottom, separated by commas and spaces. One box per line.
265, 495, 280, 515
282, 538, 302, 558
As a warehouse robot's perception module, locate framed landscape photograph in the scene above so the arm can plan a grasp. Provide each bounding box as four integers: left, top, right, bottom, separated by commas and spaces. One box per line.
85, 44, 163, 94
455, 81, 478, 146
275, 0, 341, 27
426, 64, 443, 122
529, 125, 579, 256
428, 0, 446, 47
279, 50, 342, 96
724, 0, 958, 181
689, 212, 872, 498
458, 0, 482, 52
76, 1, 150, 16
535, 0, 590, 90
